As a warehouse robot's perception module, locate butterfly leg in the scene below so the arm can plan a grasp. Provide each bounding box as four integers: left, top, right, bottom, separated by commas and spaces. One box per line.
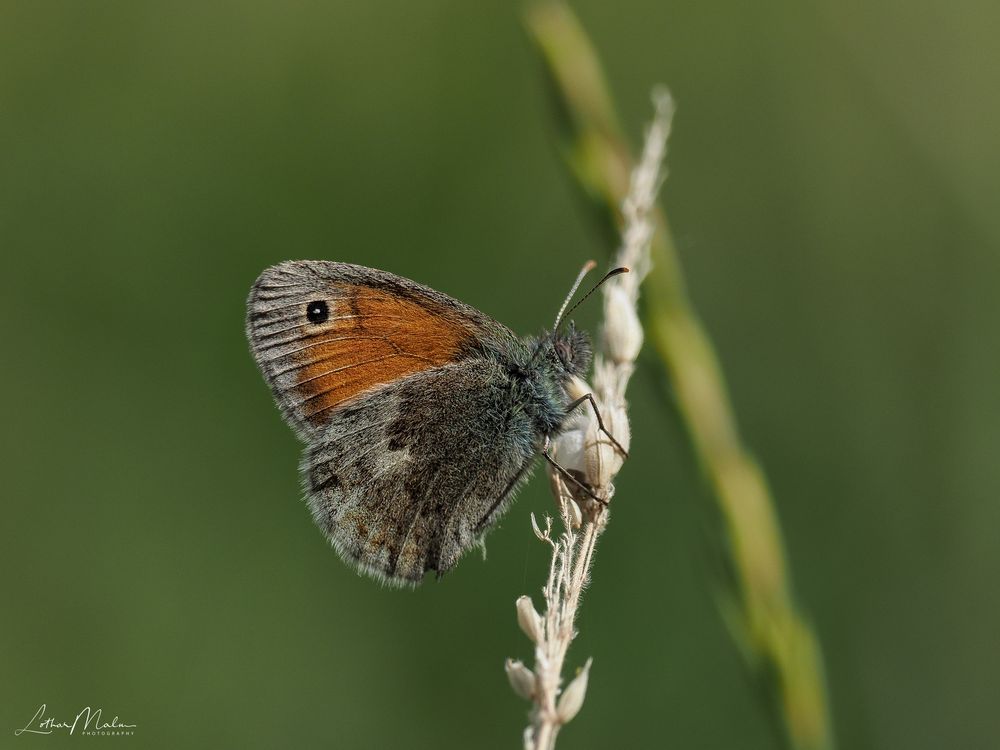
565, 393, 630, 459
542, 439, 609, 508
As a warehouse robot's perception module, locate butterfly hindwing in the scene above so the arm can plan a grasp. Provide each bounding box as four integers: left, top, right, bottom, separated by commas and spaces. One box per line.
246, 261, 514, 438
304, 359, 539, 584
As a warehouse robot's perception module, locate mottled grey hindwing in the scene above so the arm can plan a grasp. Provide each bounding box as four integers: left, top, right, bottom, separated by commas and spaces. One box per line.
303, 359, 538, 585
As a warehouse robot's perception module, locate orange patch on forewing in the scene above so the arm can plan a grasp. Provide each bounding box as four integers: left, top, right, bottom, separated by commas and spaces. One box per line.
291, 284, 472, 426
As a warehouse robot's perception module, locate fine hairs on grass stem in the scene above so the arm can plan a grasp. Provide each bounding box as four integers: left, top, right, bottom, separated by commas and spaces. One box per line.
504, 90, 675, 750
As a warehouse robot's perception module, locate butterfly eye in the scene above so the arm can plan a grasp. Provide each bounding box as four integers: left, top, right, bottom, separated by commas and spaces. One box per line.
306, 300, 329, 324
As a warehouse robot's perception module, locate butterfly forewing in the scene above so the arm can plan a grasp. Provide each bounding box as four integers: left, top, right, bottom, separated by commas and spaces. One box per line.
246, 261, 500, 437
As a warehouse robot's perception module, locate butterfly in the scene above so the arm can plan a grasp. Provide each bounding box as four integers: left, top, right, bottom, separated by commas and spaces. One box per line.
246, 261, 626, 585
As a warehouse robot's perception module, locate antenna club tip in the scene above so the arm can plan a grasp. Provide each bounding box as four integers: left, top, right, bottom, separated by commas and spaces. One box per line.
584, 259, 598, 271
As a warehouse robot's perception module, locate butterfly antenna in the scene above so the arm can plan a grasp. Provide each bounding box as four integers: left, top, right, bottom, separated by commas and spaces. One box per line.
554, 260, 598, 329
525, 263, 630, 370
555, 266, 630, 331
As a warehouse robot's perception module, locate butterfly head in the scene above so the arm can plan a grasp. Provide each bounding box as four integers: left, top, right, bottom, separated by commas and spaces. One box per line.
548, 321, 592, 379
522, 263, 627, 382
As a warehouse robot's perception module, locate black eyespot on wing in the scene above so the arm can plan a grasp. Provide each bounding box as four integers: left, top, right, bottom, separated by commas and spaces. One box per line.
306, 300, 329, 324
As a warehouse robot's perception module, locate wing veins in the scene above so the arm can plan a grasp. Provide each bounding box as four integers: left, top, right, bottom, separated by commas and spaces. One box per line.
270, 335, 394, 375
295, 353, 437, 407
296, 351, 434, 387
255, 314, 416, 342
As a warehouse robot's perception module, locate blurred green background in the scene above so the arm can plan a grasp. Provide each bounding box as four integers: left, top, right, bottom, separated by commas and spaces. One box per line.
2, 1, 998, 748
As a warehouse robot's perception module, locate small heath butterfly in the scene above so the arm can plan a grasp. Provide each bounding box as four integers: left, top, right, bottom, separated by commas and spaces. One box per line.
246, 261, 626, 585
